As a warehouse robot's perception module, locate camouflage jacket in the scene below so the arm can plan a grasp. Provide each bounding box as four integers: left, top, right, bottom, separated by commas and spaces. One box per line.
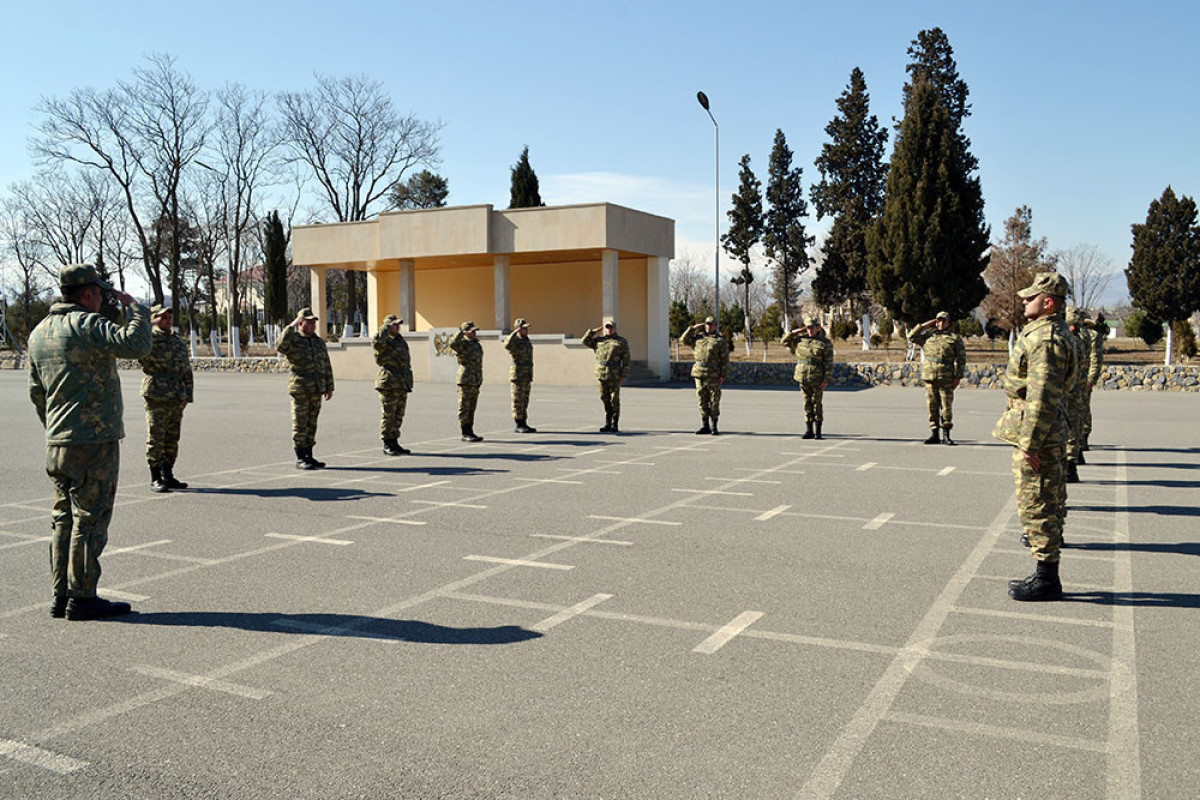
449, 330, 483, 386
139, 328, 194, 402
1083, 322, 1103, 384
28, 301, 153, 445
581, 330, 631, 381
992, 313, 1077, 452
504, 331, 534, 382
1064, 327, 1087, 400
781, 330, 834, 384
277, 326, 334, 396
909, 326, 966, 382
681, 328, 730, 380
373, 325, 413, 393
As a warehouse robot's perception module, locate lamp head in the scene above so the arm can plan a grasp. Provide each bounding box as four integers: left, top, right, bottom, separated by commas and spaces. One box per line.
696, 91, 710, 111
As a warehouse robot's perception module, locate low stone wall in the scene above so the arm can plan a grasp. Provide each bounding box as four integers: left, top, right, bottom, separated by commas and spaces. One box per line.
113, 356, 291, 374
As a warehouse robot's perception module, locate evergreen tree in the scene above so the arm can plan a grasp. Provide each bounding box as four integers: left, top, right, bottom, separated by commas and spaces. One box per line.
508, 146, 544, 209
263, 211, 290, 325
669, 299, 691, 339
902, 27, 975, 171
811, 68, 889, 312
867, 73, 989, 326
763, 129, 813, 330
1126, 186, 1200, 364
389, 170, 450, 210
721, 154, 763, 351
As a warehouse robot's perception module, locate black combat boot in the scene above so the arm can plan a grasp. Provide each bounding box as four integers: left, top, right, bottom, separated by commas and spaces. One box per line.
51, 596, 68, 619
1020, 532, 1031, 548
295, 448, 313, 470
515, 419, 536, 433
150, 466, 171, 493
1066, 462, 1080, 483
814, 422, 823, 440
1077, 451, 1086, 465
923, 428, 941, 445
600, 413, 613, 433
66, 595, 133, 621
461, 426, 483, 443
1008, 560, 1062, 602
383, 438, 404, 456
696, 416, 711, 435
710, 419, 720, 436
163, 466, 188, 490
306, 448, 326, 469
942, 427, 956, 446
802, 421, 815, 440
610, 414, 620, 433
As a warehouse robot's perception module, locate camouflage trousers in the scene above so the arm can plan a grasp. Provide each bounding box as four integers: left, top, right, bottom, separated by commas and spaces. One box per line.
458, 384, 480, 426
1012, 443, 1067, 564
695, 378, 722, 419
291, 392, 323, 448
45, 441, 120, 599
599, 378, 621, 418
511, 379, 532, 420
145, 398, 185, 468
925, 380, 955, 429
1083, 387, 1094, 442
1067, 390, 1087, 463
378, 389, 409, 439
799, 379, 824, 423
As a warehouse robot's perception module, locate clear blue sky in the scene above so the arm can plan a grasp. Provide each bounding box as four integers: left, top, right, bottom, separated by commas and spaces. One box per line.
3, 0, 1197, 305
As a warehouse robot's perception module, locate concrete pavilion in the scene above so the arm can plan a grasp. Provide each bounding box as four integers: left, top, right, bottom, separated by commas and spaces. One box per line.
292, 203, 675, 386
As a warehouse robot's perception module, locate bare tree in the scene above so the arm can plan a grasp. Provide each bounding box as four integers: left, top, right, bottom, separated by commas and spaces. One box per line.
669, 249, 713, 311
9, 170, 102, 277
0, 197, 49, 342
278, 73, 442, 332
980, 206, 1057, 342
91, 177, 137, 291
1057, 243, 1115, 310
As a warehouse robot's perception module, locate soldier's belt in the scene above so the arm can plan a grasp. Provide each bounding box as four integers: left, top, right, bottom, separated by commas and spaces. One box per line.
597, 360, 618, 367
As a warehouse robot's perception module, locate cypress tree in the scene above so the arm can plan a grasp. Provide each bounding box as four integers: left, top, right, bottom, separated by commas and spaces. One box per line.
1126, 186, 1200, 364
263, 211, 290, 325
763, 129, 813, 330
722, 154, 763, 351
508, 146, 544, 209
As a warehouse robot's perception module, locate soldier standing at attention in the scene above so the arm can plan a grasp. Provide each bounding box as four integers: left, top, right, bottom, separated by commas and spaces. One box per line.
781, 317, 834, 439
1064, 308, 1091, 482
374, 314, 412, 456
139, 305, 193, 492
680, 315, 730, 435
450, 321, 484, 442
909, 311, 968, 445
582, 319, 630, 433
1082, 310, 1104, 452
27, 263, 152, 620
505, 318, 537, 433
992, 272, 1077, 602
277, 307, 334, 470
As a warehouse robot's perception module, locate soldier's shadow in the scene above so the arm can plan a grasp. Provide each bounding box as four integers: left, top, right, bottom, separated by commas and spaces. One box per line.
1065, 591, 1200, 609
109, 611, 543, 645
1069, 541, 1200, 557
189, 487, 391, 502
1071, 504, 1200, 518
328, 465, 507, 477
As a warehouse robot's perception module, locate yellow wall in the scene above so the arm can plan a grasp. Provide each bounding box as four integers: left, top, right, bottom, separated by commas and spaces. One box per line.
414, 266, 493, 330
510, 261, 601, 338
619, 257, 648, 361
372, 269, 401, 330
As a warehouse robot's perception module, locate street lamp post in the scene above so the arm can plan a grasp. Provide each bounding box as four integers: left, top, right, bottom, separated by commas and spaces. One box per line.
696, 91, 719, 331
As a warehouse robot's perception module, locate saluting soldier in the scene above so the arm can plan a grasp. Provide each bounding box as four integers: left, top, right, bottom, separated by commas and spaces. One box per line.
992, 272, 1077, 601
374, 314, 413, 456
581, 318, 631, 433
505, 318, 537, 433
449, 321, 484, 442
139, 305, 194, 492
277, 307, 334, 469
781, 317, 834, 439
680, 315, 730, 435
909, 311, 968, 445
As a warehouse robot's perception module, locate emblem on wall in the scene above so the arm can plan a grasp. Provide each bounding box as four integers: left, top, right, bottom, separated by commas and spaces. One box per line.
433, 331, 454, 357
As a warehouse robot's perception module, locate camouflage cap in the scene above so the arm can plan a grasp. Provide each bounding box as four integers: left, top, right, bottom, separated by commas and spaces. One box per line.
1065, 307, 1085, 325
935, 311, 950, 321
514, 318, 529, 328
383, 314, 402, 325
603, 317, 616, 328
59, 263, 112, 291
1017, 271, 1069, 299
703, 316, 716, 324
150, 304, 173, 319
805, 316, 820, 327
460, 320, 477, 331
298, 307, 318, 320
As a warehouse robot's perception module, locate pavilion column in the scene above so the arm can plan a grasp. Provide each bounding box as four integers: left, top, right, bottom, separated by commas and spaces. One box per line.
493, 254, 511, 332
309, 266, 328, 336
398, 259, 416, 331
601, 248, 619, 325
646, 256, 669, 382
365, 262, 380, 335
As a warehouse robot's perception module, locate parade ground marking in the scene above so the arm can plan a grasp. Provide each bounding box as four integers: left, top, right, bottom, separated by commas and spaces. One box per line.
462, 555, 574, 571
588, 515, 681, 526
347, 516, 427, 526
531, 593, 614, 632
856, 462, 877, 472
755, 505, 791, 522
0, 739, 87, 775
938, 466, 956, 476
671, 488, 753, 497
862, 513, 895, 530
530, 534, 634, 546
103, 539, 173, 556
410, 500, 488, 509
130, 665, 273, 700
102, 589, 150, 602
514, 477, 584, 485
264, 533, 354, 546
692, 611, 765, 654
396, 480, 451, 492
708, 477, 781, 484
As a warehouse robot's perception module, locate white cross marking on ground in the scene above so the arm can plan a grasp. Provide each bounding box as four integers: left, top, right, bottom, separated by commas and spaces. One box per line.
693, 611, 764, 654
462, 555, 574, 571
862, 513, 895, 530
264, 533, 353, 545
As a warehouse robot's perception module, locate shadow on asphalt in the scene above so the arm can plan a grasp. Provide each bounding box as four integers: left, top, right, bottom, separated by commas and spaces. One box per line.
189, 487, 392, 502
1071, 504, 1200, 518
1065, 592, 1200, 608
109, 611, 544, 644
1069, 541, 1200, 557
327, 465, 507, 476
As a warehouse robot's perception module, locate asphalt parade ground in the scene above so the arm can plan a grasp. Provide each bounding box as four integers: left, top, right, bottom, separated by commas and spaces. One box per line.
2, 370, 1198, 799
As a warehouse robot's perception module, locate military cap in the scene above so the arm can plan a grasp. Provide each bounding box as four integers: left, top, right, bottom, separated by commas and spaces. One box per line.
59, 263, 112, 291
383, 314, 402, 325
935, 311, 950, 321
805, 316, 820, 327
1017, 271, 1069, 299
298, 307, 318, 320
1065, 307, 1086, 325
603, 317, 616, 328
150, 304, 173, 319
703, 316, 716, 324
460, 320, 477, 331
514, 318, 530, 328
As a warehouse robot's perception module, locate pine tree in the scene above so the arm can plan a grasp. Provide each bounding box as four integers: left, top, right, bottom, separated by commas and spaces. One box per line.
763, 129, 813, 330
722, 154, 763, 352
811, 68, 888, 313
1126, 186, 1200, 365
508, 146, 544, 209
389, 170, 449, 210
263, 211, 290, 325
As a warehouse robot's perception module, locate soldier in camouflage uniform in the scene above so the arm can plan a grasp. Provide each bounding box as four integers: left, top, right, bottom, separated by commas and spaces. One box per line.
781, 317, 835, 439
992, 272, 1077, 601
505, 318, 537, 433
680, 315, 730, 435
139, 305, 193, 492
449, 321, 484, 442
909, 311, 968, 445
582, 319, 631, 432
277, 307, 334, 469
374, 314, 413, 456
27, 263, 152, 620
1064, 308, 1092, 482
1082, 312, 1104, 451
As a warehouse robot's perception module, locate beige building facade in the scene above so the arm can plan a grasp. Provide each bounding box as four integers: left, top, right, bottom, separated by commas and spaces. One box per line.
292, 203, 674, 385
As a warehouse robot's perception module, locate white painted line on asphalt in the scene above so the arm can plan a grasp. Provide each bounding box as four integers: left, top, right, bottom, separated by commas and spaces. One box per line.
411, 500, 488, 509
532, 593, 614, 632
693, 611, 764, 654
596, 460, 656, 466
561, 467, 621, 474
856, 462, 877, 472
708, 477, 781, 484
0, 536, 50, 551
952, 606, 1117, 629
530, 534, 633, 546
654, 446, 708, 452
103, 589, 150, 602
863, 513, 895, 530
514, 477, 584, 485
887, 712, 1106, 753
463, 555, 574, 571
573, 449, 608, 457
937, 466, 956, 476
1107, 449, 1142, 797
672, 488, 753, 496
348, 516, 427, 526
105, 539, 172, 555
755, 505, 791, 522
992, 546, 1114, 562
588, 515, 681, 526
975, 574, 1112, 592
782, 452, 846, 458
398, 480, 451, 492
131, 665, 273, 700
264, 533, 353, 546
0, 738, 87, 774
